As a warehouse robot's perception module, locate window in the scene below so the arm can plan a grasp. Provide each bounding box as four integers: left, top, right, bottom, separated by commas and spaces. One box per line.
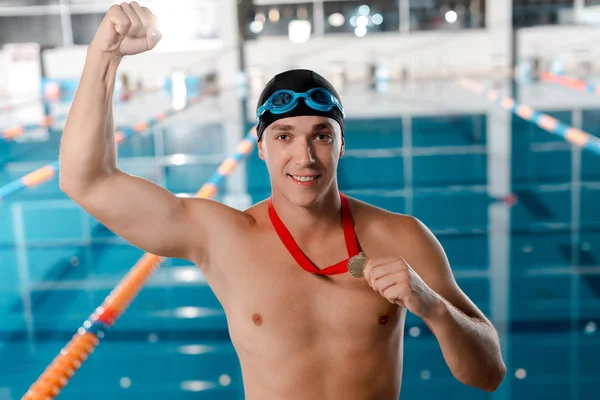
513, 0, 575, 28
323, 0, 399, 36
409, 0, 485, 31
0, 15, 62, 48
71, 13, 104, 45
241, 2, 314, 39
0, 0, 59, 6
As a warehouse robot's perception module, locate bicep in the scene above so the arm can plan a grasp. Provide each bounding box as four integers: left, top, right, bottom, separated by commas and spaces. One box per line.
68, 170, 210, 260
404, 217, 490, 323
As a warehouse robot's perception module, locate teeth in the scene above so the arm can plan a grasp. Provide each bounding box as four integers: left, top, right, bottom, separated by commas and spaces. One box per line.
292, 175, 317, 182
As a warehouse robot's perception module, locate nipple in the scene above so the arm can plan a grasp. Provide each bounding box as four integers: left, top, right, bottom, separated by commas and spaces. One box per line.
378, 315, 389, 325
252, 313, 263, 326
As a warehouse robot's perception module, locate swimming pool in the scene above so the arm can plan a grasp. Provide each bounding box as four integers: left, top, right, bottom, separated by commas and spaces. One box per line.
0, 77, 599, 399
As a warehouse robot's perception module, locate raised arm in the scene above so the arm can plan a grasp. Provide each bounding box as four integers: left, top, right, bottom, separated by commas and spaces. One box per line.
59, 3, 241, 262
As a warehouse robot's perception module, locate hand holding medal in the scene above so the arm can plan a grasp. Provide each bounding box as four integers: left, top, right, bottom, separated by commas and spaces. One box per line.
351, 254, 444, 319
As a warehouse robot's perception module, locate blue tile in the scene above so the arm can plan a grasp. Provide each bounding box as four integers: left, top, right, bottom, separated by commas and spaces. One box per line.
413, 114, 486, 147
413, 191, 488, 231
413, 153, 487, 187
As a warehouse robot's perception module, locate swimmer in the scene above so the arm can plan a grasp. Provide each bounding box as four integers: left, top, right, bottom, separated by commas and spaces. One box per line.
59, 3, 506, 399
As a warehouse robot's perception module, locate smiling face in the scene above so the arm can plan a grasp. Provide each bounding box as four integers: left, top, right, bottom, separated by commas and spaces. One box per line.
258, 115, 345, 208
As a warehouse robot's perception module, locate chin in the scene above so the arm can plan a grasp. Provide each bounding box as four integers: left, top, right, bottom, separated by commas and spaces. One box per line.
284, 191, 321, 208
285, 183, 335, 208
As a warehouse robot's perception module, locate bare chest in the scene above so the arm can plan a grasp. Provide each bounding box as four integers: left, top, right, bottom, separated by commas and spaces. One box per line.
209, 237, 403, 356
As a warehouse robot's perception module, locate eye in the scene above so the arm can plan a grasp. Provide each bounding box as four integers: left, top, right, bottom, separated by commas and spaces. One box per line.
315, 133, 333, 142
276, 134, 290, 141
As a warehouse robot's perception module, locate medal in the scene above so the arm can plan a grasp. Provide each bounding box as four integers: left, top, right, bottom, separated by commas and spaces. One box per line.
347, 252, 368, 278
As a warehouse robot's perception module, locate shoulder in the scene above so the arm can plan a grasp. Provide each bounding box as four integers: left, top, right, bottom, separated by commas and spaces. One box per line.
347, 196, 445, 268
347, 196, 430, 241
181, 197, 262, 256
181, 196, 264, 265
348, 196, 454, 290
243, 198, 270, 227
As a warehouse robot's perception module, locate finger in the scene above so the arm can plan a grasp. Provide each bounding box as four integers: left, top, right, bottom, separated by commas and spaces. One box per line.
140, 5, 158, 26
373, 273, 404, 295
120, 2, 144, 37
107, 4, 131, 36
134, 3, 152, 31
139, 6, 162, 48
370, 260, 405, 281
368, 257, 404, 287
363, 258, 378, 286
130, 2, 152, 35
364, 256, 403, 286
382, 284, 409, 305
363, 265, 372, 287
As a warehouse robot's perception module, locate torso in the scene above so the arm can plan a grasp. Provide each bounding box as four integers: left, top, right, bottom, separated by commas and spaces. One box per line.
193, 196, 409, 400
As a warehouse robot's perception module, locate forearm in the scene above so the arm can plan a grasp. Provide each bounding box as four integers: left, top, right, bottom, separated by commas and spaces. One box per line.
423, 297, 506, 391
59, 46, 122, 193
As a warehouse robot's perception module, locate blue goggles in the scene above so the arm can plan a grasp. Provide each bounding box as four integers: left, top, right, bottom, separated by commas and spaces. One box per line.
256, 88, 345, 121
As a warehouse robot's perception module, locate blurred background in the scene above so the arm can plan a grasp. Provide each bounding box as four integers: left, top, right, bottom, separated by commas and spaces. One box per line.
1, 0, 600, 399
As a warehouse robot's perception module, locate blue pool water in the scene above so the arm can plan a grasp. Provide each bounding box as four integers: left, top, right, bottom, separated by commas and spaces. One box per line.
0, 80, 599, 399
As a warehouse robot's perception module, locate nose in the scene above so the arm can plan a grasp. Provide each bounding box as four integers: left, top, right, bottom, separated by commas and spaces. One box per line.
293, 139, 315, 168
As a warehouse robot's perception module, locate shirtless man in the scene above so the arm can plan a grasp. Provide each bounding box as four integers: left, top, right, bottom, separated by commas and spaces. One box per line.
59, 3, 506, 399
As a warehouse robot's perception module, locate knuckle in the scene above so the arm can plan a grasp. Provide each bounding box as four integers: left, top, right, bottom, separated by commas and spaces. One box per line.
141, 6, 152, 17
130, 20, 141, 31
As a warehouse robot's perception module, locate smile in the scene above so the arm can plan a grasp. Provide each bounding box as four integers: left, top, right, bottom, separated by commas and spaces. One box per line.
288, 174, 321, 183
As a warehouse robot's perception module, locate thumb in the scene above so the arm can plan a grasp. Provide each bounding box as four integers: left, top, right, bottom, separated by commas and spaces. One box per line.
146, 28, 162, 50
363, 259, 376, 287
114, 24, 127, 35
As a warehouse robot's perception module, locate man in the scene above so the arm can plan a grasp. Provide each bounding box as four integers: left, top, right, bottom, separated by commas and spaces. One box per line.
59, 3, 506, 399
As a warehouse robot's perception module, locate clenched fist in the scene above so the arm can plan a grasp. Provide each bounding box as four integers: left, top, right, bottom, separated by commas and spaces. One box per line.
90, 2, 162, 57
363, 256, 444, 320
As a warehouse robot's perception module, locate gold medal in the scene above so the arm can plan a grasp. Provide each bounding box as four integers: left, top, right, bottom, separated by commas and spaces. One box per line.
347, 252, 368, 278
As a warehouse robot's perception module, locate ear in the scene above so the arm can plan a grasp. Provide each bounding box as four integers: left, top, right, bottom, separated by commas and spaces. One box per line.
339, 136, 345, 158
258, 138, 266, 160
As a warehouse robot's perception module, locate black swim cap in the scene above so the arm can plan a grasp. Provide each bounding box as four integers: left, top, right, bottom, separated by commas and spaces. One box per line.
256, 69, 344, 141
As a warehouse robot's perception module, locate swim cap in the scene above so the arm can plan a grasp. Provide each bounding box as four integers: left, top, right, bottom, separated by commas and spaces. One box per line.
256, 69, 344, 141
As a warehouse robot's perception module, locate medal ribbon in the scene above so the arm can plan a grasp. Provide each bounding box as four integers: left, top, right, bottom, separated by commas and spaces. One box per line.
268, 192, 360, 275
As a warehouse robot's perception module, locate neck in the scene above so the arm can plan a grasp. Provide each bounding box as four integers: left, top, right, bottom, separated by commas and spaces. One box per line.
270, 187, 342, 235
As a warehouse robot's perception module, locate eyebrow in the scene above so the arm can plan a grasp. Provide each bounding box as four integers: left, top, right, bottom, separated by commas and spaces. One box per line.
270, 123, 295, 132
269, 121, 335, 133
311, 122, 335, 131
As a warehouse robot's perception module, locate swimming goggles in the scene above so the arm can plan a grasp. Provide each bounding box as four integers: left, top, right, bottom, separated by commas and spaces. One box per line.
256, 88, 345, 121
